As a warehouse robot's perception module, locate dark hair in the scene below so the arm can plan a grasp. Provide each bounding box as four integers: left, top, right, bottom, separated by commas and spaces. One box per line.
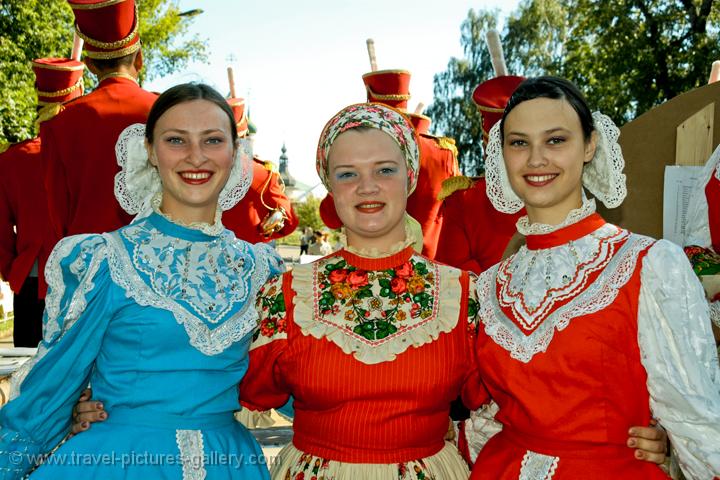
145, 82, 237, 144
500, 76, 594, 142
86, 52, 137, 73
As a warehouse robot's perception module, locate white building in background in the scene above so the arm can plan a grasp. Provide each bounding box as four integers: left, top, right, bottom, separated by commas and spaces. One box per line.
277, 143, 325, 202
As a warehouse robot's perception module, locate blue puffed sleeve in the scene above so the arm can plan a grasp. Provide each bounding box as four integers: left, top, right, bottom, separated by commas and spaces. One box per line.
0, 234, 116, 478
252, 241, 285, 282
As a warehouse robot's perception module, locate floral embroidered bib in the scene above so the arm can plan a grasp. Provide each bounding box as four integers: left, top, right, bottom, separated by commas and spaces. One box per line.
291, 247, 464, 364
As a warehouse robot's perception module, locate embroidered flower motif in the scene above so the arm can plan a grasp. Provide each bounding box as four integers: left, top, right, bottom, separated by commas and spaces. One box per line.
390, 277, 407, 294
254, 277, 286, 340
315, 257, 435, 341
347, 270, 369, 289
328, 268, 348, 284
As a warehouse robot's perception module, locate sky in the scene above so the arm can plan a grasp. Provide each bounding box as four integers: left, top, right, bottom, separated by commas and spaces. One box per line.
145, 0, 521, 194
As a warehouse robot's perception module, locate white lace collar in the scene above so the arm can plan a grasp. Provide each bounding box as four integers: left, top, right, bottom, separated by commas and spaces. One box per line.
516, 197, 596, 236
343, 219, 419, 259
151, 192, 224, 237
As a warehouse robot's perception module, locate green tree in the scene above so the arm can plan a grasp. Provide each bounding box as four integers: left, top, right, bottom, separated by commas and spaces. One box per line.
0, 0, 75, 143
136, 0, 207, 84
0, 0, 208, 144
425, 9, 500, 176
294, 194, 324, 232
429, 0, 720, 173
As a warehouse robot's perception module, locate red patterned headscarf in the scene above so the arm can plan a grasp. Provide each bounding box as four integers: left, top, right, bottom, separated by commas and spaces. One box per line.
316, 103, 420, 195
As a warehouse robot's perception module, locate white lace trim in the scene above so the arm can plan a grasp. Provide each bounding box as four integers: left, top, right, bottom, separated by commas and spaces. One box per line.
343, 213, 421, 258
121, 222, 252, 325
484, 121, 524, 214
498, 224, 625, 328
292, 256, 463, 364
516, 197, 596, 236
151, 192, 224, 237
176, 430, 207, 480
11, 235, 106, 400
104, 229, 272, 356
518, 450, 559, 480
477, 233, 655, 363
582, 112, 626, 209
710, 301, 720, 329
114, 123, 254, 215
484, 112, 627, 214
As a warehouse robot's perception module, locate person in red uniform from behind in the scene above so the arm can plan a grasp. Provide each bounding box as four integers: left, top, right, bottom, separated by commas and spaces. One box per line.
41, 0, 157, 241
222, 98, 298, 243
435, 75, 526, 274
0, 57, 84, 346
319, 69, 459, 258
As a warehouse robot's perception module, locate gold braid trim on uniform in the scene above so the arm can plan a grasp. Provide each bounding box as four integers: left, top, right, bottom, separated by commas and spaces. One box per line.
437, 136, 458, 157
35, 104, 65, 127
437, 175, 475, 201
476, 104, 505, 113
364, 84, 411, 101
97, 71, 138, 84
74, 5, 138, 50
84, 42, 140, 60
36, 77, 84, 98
69, 0, 128, 10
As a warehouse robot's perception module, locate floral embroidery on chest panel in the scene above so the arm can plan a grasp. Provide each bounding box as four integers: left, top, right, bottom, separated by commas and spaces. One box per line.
497, 224, 629, 334
121, 224, 253, 324
314, 255, 439, 343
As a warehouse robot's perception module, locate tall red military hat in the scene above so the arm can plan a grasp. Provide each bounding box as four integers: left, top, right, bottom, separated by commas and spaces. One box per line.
227, 98, 249, 138
362, 69, 411, 110
407, 112, 431, 135
32, 58, 85, 105
472, 75, 525, 144
68, 0, 140, 60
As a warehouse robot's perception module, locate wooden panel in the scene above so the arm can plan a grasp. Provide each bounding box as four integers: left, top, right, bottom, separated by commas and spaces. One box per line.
597, 81, 720, 238
675, 102, 715, 166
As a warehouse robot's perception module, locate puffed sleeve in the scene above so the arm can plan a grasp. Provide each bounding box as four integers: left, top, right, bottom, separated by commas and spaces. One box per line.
237, 271, 292, 426
637, 239, 720, 479
457, 272, 500, 466
0, 234, 116, 478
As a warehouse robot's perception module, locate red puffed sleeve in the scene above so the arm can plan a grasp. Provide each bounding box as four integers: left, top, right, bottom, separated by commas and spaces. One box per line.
239, 272, 293, 413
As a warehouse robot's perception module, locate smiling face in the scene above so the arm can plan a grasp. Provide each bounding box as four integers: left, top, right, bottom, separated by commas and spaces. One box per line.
148, 99, 236, 224
502, 97, 597, 225
328, 128, 408, 252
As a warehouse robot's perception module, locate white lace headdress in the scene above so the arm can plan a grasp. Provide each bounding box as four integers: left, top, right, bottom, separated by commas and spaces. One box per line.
114, 123, 253, 214
484, 111, 627, 214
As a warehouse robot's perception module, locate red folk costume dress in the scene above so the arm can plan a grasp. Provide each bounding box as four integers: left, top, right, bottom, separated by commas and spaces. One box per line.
464, 106, 720, 479
41, 0, 157, 240
239, 239, 485, 479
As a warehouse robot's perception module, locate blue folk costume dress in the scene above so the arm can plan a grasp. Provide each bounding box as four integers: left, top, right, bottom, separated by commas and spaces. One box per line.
0, 205, 282, 479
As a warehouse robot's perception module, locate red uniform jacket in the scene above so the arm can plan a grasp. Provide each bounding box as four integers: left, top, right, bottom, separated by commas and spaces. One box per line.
319, 134, 458, 259
0, 139, 56, 297
222, 158, 298, 243
435, 177, 523, 274
41, 77, 157, 240
406, 133, 459, 259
